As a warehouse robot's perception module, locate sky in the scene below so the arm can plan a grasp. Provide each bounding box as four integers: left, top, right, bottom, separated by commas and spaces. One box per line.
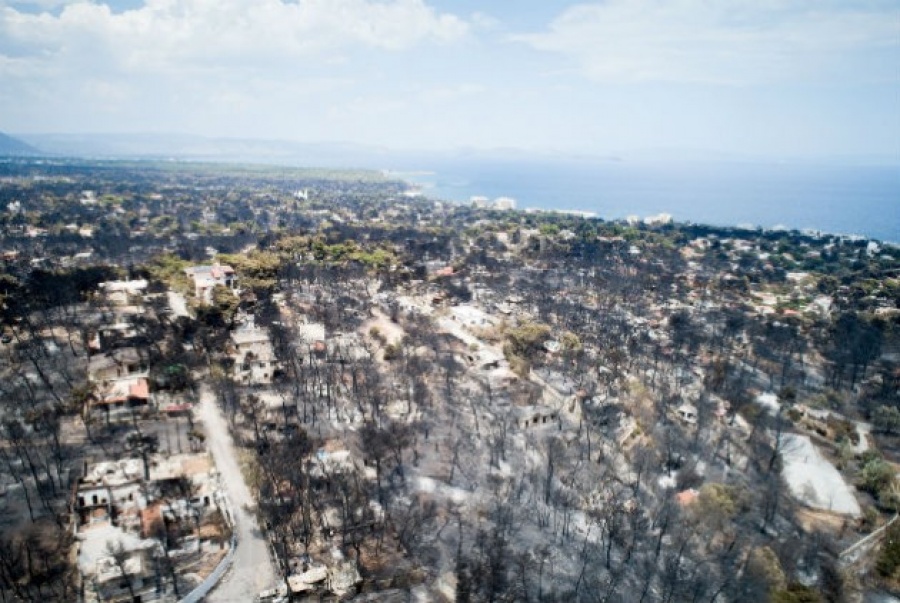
0, 0, 898, 161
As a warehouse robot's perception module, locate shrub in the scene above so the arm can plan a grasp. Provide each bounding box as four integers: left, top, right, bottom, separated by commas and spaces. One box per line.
383, 343, 401, 361
825, 415, 858, 444
696, 483, 747, 528
859, 455, 897, 508
873, 405, 900, 435
745, 546, 786, 594
369, 326, 386, 344
771, 583, 824, 603
876, 522, 900, 578
504, 321, 551, 359
505, 351, 530, 379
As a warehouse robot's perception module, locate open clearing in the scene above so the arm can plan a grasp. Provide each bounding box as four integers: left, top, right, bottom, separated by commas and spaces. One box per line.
780, 433, 861, 517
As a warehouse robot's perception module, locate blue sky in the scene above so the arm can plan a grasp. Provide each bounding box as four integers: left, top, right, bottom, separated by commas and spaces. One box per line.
1, 0, 898, 161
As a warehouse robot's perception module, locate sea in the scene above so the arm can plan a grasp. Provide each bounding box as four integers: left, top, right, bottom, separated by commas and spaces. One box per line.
399, 158, 900, 244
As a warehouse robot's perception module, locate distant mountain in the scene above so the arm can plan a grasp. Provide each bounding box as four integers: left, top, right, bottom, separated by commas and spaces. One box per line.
0, 132, 40, 156
10, 132, 898, 169
17, 133, 399, 168
14, 132, 614, 171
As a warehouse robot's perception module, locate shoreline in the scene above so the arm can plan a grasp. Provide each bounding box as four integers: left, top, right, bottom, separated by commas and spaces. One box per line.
399, 180, 897, 246
399, 165, 899, 245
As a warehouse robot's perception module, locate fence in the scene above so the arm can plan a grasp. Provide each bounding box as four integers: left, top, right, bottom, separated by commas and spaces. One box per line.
840, 513, 899, 563
178, 532, 238, 603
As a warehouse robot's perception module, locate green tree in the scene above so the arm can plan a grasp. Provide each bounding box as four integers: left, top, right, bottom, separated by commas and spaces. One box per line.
859, 454, 900, 510
695, 482, 745, 531
195, 284, 239, 328
873, 405, 900, 435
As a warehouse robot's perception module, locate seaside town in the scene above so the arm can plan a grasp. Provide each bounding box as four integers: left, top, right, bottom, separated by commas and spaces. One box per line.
0, 157, 898, 603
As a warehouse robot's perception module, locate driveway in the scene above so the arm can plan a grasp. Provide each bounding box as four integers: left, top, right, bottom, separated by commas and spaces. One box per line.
168, 291, 190, 319
197, 384, 278, 602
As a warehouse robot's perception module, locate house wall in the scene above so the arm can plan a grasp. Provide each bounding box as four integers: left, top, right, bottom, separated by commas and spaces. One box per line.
77, 486, 112, 508
77, 483, 141, 509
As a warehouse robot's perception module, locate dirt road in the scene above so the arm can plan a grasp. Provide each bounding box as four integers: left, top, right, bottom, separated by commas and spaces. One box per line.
197, 384, 278, 602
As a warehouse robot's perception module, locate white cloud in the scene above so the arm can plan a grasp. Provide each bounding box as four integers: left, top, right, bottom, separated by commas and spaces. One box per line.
470, 11, 500, 31
0, 0, 469, 76
2, 0, 80, 9
419, 82, 486, 102
513, 0, 900, 85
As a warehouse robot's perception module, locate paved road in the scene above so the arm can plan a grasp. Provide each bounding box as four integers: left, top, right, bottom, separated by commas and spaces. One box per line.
198, 384, 278, 602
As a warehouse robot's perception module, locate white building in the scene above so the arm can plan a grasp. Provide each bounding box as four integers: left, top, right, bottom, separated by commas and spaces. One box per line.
230, 328, 278, 384
493, 197, 517, 211
644, 213, 673, 226
77, 522, 160, 603
100, 279, 147, 306
184, 263, 238, 304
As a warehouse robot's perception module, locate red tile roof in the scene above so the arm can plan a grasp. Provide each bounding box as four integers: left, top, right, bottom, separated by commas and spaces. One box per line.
676, 488, 699, 506
129, 378, 150, 400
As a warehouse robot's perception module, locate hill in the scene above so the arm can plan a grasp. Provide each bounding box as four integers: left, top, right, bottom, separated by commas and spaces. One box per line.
15, 132, 595, 170
17, 132, 391, 167
0, 132, 40, 155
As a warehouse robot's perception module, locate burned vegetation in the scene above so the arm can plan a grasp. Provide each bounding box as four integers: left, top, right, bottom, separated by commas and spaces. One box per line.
0, 157, 898, 602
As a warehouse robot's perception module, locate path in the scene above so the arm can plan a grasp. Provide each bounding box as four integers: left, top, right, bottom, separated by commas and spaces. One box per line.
197, 383, 278, 602
854, 420, 872, 454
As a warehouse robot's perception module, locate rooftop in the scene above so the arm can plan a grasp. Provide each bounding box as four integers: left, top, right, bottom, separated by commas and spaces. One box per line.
185, 264, 234, 279
82, 458, 145, 487
96, 377, 149, 404
99, 279, 148, 293
149, 452, 214, 482
77, 521, 157, 581
231, 328, 271, 346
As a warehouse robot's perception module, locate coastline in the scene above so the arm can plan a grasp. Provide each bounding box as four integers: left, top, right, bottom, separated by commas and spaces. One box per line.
400, 159, 900, 244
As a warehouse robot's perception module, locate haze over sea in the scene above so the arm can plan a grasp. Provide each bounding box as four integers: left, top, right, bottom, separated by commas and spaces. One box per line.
405, 159, 900, 244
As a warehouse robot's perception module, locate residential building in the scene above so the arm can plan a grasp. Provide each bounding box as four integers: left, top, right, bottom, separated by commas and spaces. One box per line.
230, 327, 278, 384
184, 263, 238, 304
